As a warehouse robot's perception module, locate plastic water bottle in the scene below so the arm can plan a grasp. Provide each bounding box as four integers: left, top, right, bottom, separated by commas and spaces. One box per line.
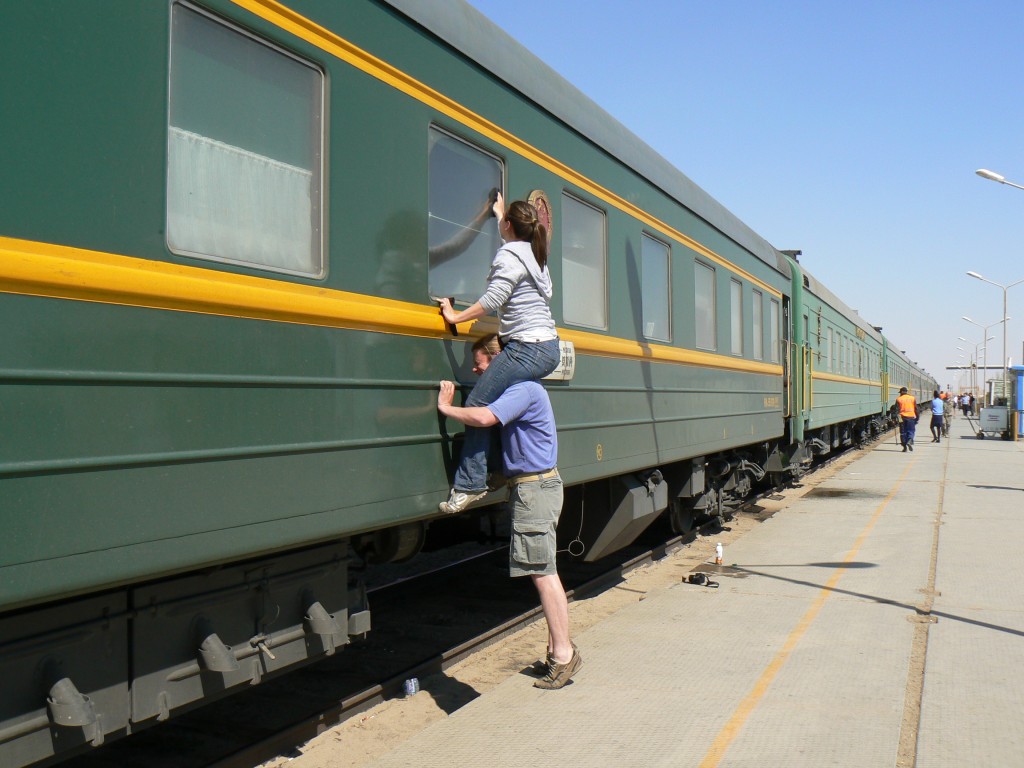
715, 543, 723, 565
403, 677, 420, 697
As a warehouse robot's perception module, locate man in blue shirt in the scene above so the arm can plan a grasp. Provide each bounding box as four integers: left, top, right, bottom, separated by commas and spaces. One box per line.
437, 341, 581, 690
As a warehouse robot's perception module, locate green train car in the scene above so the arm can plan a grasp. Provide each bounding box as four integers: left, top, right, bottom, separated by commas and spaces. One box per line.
0, 1, 935, 764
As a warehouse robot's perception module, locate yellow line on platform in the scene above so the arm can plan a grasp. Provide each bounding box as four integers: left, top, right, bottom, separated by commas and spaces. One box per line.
697, 458, 917, 768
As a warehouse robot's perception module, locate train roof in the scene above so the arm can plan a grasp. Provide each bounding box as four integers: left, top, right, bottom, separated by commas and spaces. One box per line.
382, 0, 783, 273
799, 266, 884, 344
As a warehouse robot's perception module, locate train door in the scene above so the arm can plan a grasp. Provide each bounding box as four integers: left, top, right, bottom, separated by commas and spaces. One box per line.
802, 311, 813, 415
881, 340, 890, 407
782, 297, 791, 419
780, 250, 806, 444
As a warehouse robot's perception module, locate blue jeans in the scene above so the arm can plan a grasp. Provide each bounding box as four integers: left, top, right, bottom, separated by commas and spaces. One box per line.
454, 338, 560, 492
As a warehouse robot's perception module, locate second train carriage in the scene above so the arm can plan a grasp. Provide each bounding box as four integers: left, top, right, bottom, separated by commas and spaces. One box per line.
0, 1, 935, 765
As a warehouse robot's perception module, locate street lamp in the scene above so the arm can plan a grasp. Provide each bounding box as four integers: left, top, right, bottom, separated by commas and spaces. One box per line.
973, 169, 1024, 402
966, 271, 1024, 403
957, 338, 974, 390
962, 319, 1003, 403
956, 351, 967, 381
976, 168, 1024, 191
954, 348, 968, 391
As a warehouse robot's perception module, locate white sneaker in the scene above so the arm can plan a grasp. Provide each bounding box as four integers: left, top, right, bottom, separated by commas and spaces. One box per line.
439, 488, 487, 514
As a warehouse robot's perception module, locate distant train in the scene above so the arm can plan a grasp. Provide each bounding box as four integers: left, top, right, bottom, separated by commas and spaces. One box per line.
0, 1, 935, 764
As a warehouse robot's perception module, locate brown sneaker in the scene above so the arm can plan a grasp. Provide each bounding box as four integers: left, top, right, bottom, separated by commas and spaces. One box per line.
531, 641, 577, 676
531, 653, 554, 676
533, 647, 582, 689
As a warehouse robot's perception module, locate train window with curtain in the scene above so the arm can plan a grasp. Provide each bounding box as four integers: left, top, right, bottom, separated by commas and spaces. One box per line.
641, 234, 670, 342
694, 261, 716, 350
730, 279, 743, 355
167, 2, 324, 276
752, 289, 763, 359
769, 298, 780, 363
427, 128, 503, 304
562, 193, 607, 329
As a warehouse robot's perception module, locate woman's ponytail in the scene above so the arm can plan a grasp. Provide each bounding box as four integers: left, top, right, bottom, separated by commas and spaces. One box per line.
531, 223, 548, 270
506, 200, 548, 270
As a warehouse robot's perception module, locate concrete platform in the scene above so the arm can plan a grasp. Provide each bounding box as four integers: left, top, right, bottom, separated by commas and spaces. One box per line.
365, 416, 1024, 767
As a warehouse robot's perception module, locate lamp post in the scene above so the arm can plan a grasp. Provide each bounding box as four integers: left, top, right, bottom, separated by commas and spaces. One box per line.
966, 271, 1024, 403
958, 319, 999, 403
954, 348, 968, 392
959, 337, 978, 392
973, 169, 1024, 403
956, 352, 967, 392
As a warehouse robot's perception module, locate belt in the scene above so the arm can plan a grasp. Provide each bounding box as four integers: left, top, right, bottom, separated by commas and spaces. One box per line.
509, 468, 559, 485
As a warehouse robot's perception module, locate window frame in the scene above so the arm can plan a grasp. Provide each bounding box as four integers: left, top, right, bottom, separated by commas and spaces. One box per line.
426, 125, 506, 305
752, 289, 764, 360
694, 260, 717, 351
561, 191, 608, 330
166, 1, 326, 278
640, 232, 672, 343
729, 278, 743, 356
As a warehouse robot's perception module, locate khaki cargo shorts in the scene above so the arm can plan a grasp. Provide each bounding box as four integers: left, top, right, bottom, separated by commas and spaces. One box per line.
508, 475, 563, 577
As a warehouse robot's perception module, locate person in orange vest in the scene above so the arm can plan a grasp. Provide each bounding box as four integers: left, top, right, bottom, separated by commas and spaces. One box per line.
895, 386, 918, 452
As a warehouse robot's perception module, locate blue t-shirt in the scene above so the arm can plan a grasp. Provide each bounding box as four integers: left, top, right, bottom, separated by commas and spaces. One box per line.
486, 381, 557, 475
932, 397, 944, 415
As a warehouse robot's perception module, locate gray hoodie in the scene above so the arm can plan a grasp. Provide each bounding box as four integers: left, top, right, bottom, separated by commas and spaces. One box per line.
477, 240, 557, 342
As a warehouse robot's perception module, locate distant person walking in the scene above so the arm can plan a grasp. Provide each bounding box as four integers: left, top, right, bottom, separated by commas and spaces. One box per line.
929, 390, 944, 443
896, 386, 918, 452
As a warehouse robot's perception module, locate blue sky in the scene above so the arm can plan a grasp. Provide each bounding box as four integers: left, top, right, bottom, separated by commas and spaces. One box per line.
465, 0, 1024, 392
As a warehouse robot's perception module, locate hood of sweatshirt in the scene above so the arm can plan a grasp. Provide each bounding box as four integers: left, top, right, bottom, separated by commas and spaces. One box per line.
501, 240, 553, 300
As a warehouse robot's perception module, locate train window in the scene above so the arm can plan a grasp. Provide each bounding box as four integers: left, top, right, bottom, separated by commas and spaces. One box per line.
427, 128, 503, 304
641, 235, 671, 342
694, 261, 716, 350
167, 3, 324, 276
730, 279, 743, 355
826, 328, 833, 371
752, 290, 763, 359
562, 194, 607, 329
769, 299, 780, 363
